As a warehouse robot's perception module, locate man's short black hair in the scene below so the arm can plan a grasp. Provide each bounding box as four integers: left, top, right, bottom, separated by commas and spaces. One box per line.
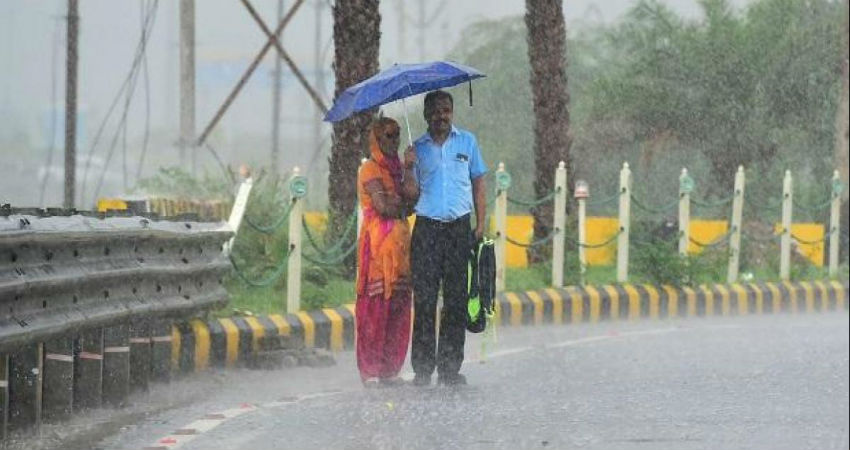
424, 90, 453, 114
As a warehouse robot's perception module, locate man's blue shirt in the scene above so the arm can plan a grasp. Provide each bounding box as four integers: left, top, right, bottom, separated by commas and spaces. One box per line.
413, 125, 487, 221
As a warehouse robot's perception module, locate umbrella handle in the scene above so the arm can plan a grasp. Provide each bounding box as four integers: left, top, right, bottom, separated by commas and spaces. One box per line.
402, 97, 413, 147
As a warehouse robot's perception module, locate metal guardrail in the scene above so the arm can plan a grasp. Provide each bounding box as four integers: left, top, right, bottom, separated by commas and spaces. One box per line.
0, 213, 232, 353
0, 211, 233, 436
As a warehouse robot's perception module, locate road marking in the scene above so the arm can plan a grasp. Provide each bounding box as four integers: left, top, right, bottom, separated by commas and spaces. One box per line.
142, 391, 353, 449
143, 404, 257, 449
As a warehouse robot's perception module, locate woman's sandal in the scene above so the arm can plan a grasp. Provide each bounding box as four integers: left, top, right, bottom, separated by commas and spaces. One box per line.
362, 377, 380, 388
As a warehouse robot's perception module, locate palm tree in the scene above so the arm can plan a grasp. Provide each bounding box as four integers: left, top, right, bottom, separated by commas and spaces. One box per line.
328, 0, 380, 270
525, 0, 572, 262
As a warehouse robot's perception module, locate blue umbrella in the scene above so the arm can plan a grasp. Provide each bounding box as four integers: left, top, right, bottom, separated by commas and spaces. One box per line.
323, 61, 486, 144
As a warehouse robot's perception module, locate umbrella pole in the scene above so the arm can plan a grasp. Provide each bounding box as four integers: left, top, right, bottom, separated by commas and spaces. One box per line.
402, 97, 413, 147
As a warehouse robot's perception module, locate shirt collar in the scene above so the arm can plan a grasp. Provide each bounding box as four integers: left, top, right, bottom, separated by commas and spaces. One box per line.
419, 125, 459, 144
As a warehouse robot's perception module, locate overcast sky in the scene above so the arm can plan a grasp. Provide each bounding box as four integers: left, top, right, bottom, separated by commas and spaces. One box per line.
0, 0, 752, 205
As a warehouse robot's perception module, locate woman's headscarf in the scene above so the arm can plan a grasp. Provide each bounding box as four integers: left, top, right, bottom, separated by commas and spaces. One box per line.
369, 118, 403, 191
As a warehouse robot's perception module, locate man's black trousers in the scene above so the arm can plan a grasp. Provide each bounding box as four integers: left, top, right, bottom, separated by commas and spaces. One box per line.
411, 215, 471, 378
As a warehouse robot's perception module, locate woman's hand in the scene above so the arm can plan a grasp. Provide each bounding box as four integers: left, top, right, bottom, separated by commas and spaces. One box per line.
403, 145, 416, 169
385, 193, 401, 210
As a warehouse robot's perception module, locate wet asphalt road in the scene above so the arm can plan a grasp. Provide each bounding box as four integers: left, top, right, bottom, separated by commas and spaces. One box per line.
93, 313, 848, 450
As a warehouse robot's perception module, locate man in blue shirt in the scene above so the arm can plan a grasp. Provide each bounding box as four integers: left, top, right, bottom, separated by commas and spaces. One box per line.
403, 90, 487, 386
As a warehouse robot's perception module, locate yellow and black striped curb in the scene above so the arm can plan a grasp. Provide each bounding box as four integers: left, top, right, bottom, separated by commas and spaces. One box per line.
171, 305, 355, 372
493, 280, 848, 326
171, 280, 847, 372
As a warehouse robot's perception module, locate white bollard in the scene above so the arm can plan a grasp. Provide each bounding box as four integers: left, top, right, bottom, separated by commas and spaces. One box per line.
551, 162, 568, 287
616, 162, 632, 283
222, 176, 254, 257
678, 169, 692, 257
829, 170, 842, 277
727, 166, 745, 283
286, 167, 304, 313
494, 162, 509, 293
575, 180, 589, 286
780, 170, 793, 280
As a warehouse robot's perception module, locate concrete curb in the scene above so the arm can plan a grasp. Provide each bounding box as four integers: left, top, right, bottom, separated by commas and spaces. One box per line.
173, 280, 848, 371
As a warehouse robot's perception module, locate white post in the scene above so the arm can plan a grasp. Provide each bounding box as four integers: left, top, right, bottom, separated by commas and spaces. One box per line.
616, 162, 632, 283
495, 162, 508, 293
551, 161, 567, 287
780, 170, 793, 280
727, 166, 745, 283
578, 196, 587, 286
286, 167, 303, 312
179, 0, 196, 170
678, 169, 691, 257
829, 170, 842, 277
357, 158, 367, 237
221, 176, 254, 257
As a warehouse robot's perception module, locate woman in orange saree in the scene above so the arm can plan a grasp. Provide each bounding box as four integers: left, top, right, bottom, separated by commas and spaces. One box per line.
356, 117, 418, 387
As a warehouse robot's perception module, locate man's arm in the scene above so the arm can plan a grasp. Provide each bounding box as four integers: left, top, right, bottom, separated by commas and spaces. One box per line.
472, 175, 486, 240
468, 134, 488, 240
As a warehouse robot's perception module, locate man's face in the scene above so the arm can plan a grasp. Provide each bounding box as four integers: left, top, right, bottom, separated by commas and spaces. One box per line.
425, 97, 453, 135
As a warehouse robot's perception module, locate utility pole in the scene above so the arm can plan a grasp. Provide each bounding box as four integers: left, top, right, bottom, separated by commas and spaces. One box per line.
179, 0, 196, 172
64, 0, 79, 209
271, 0, 284, 174
417, 0, 425, 61
313, 0, 324, 162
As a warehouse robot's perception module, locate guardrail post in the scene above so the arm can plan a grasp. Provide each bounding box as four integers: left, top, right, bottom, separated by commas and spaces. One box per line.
780, 170, 793, 280
222, 176, 254, 257
576, 180, 588, 286
617, 162, 632, 283
42, 337, 74, 422
129, 319, 151, 393
102, 325, 130, 407
727, 166, 745, 283
551, 161, 567, 287
8, 344, 42, 433
494, 162, 509, 292
150, 320, 172, 383
829, 170, 842, 276
678, 168, 692, 257
74, 329, 104, 410
287, 167, 304, 313
1, 354, 8, 439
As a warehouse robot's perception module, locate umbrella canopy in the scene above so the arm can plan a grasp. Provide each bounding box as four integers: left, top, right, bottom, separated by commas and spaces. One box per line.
323, 61, 486, 123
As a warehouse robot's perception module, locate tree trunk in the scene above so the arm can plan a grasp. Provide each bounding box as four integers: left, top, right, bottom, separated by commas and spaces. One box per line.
835, 0, 849, 260
328, 0, 380, 272
525, 0, 572, 263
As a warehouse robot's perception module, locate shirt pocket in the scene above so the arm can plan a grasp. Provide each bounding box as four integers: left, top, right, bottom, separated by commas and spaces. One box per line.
451, 156, 471, 187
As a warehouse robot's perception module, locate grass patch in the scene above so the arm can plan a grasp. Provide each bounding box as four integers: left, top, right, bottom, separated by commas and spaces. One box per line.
505, 266, 549, 292
222, 274, 355, 316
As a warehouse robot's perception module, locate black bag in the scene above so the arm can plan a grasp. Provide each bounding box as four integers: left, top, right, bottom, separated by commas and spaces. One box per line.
467, 238, 496, 333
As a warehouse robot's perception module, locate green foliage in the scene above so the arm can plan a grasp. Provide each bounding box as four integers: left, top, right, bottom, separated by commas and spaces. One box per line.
442, 0, 843, 215
587, 0, 842, 190
135, 166, 233, 200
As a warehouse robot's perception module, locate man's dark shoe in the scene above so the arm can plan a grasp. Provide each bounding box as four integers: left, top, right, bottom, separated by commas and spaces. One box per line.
437, 373, 467, 386
412, 374, 431, 387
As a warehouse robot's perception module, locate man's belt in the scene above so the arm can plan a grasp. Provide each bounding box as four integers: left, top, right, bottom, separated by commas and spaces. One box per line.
416, 214, 470, 228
